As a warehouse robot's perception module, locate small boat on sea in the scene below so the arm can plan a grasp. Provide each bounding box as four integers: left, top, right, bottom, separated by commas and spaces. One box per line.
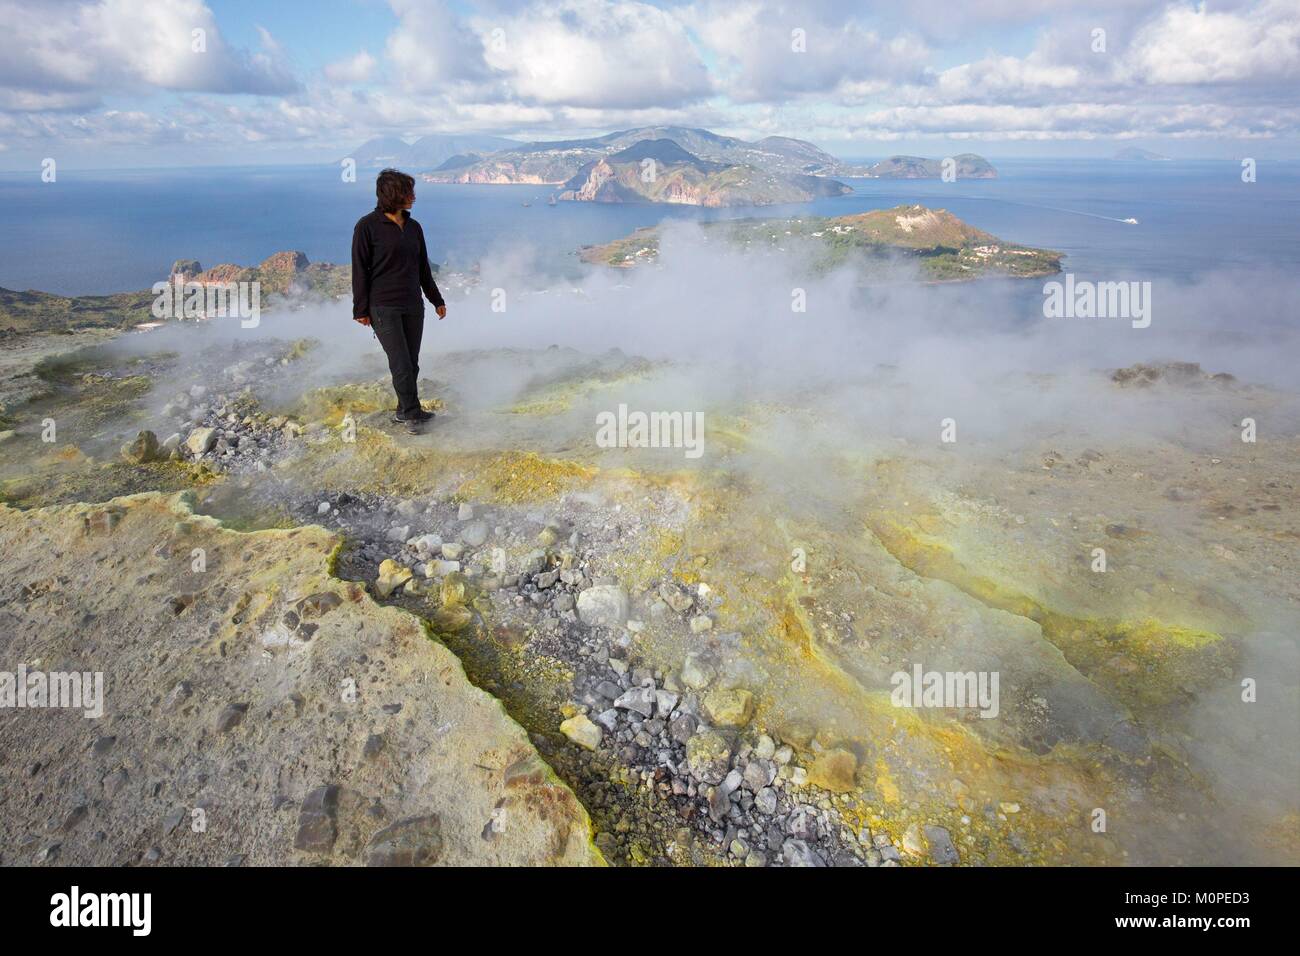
1121, 217, 1139, 224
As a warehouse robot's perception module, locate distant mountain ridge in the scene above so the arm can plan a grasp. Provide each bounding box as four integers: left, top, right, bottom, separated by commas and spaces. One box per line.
553, 138, 851, 206
606, 139, 727, 170
423, 126, 865, 187
343, 128, 1000, 192
344, 133, 520, 170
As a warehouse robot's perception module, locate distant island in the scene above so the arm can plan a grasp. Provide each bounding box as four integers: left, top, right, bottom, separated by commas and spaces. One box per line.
553, 139, 851, 206
1114, 147, 1172, 161
420, 126, 858, 206
421, 126, 862, 181
579, 205, 1060, 281
865, 154, 997, 179
384, 126, 998, 206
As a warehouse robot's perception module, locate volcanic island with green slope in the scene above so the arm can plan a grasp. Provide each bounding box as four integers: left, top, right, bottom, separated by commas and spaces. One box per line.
578, 205, 1063, 280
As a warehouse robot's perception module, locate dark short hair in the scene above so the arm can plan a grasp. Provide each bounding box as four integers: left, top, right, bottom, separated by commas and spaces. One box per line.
376, 168, 415, 213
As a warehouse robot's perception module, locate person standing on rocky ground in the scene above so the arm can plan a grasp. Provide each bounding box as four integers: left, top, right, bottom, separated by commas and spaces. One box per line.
351, 168, 447, 434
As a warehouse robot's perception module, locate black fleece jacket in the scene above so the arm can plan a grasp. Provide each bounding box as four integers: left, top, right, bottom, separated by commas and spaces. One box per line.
351, 207, 444, 318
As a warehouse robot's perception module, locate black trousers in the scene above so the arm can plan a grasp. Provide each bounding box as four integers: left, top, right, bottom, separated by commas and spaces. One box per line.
371, 307, 424, 416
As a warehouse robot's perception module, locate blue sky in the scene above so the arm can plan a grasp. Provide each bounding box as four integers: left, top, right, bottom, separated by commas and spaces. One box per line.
211, 0, 393, 72
1, 0, 1297, 168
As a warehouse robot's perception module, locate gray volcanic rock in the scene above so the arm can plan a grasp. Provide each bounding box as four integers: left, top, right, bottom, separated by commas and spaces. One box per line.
0, 492, 601, 866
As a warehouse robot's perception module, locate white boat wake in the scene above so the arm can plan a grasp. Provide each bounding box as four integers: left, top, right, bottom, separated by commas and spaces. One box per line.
945, 195, 1141, 224
1027, 202, 1138, 224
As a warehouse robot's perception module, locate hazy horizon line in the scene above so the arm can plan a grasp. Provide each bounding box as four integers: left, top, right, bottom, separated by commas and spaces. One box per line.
3, 153, 1297, 175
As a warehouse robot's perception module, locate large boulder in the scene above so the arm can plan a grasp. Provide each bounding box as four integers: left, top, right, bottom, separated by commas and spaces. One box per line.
613, 686, 656, 718
184, 426, 217, 456
576, 584, 629, 627
686, 730, 732, 785
120, 430, 162, 464
374, 559, 413, 599
681, 653, 715, 690
559, 714, 603, 751
924, 824, 960, 865
460, 519, 490, 547
702, 688, 754, 728
807, 747, 858, 793
782, 838, 827, 867
293, 784, 340, 854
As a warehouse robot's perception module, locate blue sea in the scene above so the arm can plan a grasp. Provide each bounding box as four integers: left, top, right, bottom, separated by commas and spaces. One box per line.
1, 159, 1297, 296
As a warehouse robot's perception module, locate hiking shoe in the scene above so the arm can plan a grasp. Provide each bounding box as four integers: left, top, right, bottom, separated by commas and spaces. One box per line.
411, 408, 435, 422
391, 412, 423, 434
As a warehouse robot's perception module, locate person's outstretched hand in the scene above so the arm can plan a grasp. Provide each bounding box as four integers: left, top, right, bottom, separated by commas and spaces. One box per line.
436, 305, 447, 320
355, 315, 371, 326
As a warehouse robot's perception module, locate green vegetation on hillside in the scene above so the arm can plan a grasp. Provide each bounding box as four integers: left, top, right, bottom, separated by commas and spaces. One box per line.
0, 288, 158, 336
579, 205, 1062, 280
